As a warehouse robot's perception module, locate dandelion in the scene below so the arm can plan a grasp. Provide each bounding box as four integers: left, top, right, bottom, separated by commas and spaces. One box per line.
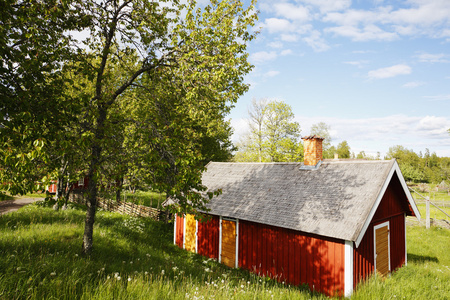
161, 270, 165, 275
117, 276, 121, 280
172, 266, 178, 271
144, 271, 148, 275
50, 272, 56, 276
128, 277, 132, 282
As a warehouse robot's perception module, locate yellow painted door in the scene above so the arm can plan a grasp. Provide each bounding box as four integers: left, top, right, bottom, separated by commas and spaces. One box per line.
185, 214, 196, 253
375, 225, 390, 276
221, 219, 236, 268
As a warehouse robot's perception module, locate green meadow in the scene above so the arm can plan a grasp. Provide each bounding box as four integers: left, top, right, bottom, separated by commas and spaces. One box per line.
0, 203, 449, 299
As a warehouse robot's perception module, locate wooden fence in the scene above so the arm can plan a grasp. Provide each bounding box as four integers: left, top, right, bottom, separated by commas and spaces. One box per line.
97, 199, 170, 222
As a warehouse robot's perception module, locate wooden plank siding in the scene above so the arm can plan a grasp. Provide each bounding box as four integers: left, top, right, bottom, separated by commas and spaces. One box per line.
353, 172, 409, 288
375, 224, 390, 276
238, 220, 345, 297
221, 219, 237, 268
197, 216, 220, 260
185, 214, 196, 252
175, 214, 184, 248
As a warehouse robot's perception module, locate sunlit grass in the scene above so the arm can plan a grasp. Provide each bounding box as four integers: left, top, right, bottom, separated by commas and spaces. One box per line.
1, 204, 449, 299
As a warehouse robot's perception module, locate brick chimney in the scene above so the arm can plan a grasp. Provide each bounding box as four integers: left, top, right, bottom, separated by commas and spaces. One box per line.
302, 135, 324, 166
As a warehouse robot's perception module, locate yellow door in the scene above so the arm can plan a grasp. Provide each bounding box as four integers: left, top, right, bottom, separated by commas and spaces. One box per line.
221, 219, 236, 268
375, 224, 390, 277
185, 214, 196, 253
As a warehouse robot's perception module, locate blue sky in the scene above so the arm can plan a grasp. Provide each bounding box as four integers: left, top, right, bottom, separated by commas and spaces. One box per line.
228, 0, 450, 157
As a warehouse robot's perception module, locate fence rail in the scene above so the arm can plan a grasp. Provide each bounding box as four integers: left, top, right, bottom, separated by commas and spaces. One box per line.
97, 199, 169, 221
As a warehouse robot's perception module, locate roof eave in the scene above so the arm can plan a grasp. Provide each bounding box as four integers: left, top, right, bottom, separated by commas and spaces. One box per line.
354, 159, 421, 248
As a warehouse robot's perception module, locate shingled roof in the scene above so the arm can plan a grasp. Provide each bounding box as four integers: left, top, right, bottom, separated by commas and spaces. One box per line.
201, 159, 419, 246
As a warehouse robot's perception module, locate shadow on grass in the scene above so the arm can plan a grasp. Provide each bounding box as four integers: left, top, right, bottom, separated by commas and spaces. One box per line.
0, 205, 319, 299
407, 253, 439, 264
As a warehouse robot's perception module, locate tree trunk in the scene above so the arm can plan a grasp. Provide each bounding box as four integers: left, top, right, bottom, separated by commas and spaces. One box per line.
82, 157, 99, 255
115, 177, 123, 202
82, 108, 106, 255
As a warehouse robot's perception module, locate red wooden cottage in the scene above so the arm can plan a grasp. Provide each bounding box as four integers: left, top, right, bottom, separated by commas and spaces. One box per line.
173, 136, 420, 297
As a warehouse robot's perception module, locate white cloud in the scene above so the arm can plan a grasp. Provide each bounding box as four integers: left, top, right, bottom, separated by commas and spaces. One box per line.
231, 114, 450, 157
297, 114, 450, 156
301, 0, 351, 13
281, 49, 293, 56
264, 70, 280, 77
249, 51, 277, 64
273, 2, 310, 22
343, 60, 369, 68
303, 30, 330, 52
416, 116, 450, 137
325, 24, 398, 41
268, 41, 283, 49
322, 1, 450, 39
402, 81, 426, 88
424, 94, 450, 101
264, 18, 294, 34
280, 33, 299, 42
368, 64, 412, 79
415, 53, 450, 63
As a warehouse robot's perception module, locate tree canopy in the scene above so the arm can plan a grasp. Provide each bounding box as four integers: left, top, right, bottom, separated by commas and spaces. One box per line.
234, 99, 302, 162
1, 0, 258, 254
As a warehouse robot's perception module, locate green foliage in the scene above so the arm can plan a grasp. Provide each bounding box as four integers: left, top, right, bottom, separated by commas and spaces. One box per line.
385, 146, 450, 183
0, 0, 88, 194
1, 0, 258, 253
235, 99, 302, 162
310, 122, 332, 157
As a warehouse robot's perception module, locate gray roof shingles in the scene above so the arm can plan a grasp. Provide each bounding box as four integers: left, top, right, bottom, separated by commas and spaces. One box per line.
201, 160, 396, 242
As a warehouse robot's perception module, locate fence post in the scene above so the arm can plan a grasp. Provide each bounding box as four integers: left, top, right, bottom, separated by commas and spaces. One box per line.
426, 196, 430, 229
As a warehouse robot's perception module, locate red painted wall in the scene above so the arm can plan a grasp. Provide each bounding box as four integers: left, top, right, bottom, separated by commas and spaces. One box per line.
354, 171, 409, 288
238, 220, 345, 297
197, 216, 220, 259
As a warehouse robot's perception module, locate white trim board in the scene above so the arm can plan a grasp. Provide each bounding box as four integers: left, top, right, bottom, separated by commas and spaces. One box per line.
355, 160, 421, 247
344, 240, 354, 297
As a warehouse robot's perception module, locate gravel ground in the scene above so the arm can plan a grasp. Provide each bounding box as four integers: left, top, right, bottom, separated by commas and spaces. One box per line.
0, 198, 43, 215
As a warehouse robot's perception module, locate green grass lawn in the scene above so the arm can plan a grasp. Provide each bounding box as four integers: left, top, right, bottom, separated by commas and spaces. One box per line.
0, 204, 449, 299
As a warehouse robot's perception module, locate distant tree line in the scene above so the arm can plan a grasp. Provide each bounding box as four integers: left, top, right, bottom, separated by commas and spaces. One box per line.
234, 100, 450, 185
385, 146, 450, 184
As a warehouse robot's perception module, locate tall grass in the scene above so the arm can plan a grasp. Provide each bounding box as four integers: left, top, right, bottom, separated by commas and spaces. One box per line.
0, 204, 449, 299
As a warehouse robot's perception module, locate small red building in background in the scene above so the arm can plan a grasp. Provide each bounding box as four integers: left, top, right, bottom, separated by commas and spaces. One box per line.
46, 177, 88, 194
173, 136, 420, 297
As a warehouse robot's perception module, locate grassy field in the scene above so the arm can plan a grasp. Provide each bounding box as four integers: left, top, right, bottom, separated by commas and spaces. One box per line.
1, 204, 449, 299
410, 189, 450, 221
